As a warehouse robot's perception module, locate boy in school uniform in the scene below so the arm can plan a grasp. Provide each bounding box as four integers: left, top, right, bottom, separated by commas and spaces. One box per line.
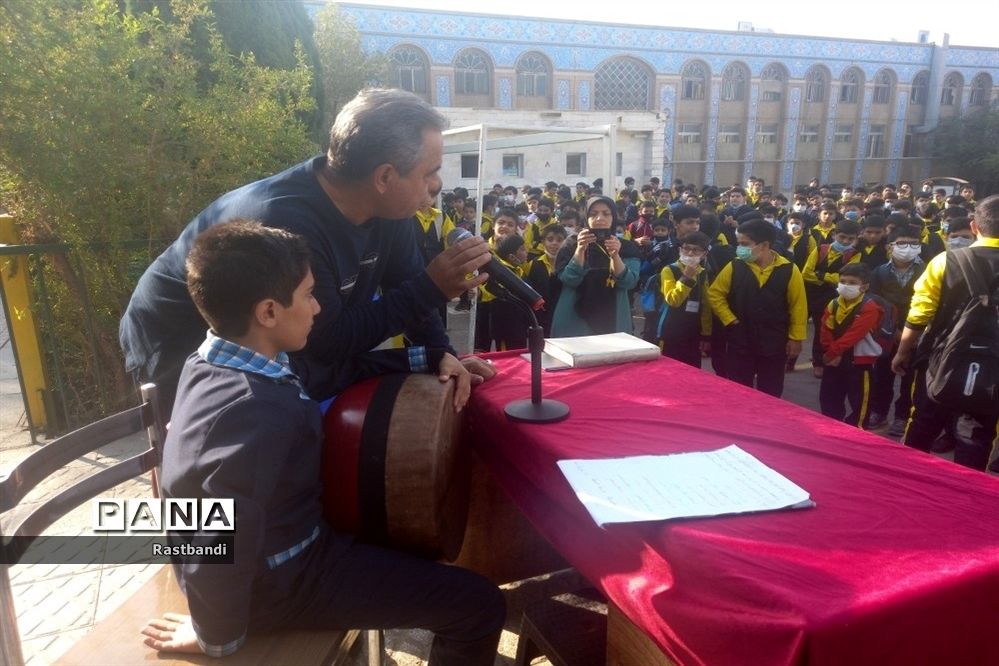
818, 263, 884, 429
489, 234, 531, 350
658, 231, 713, 367
143, 220, 504, 664
524, 224, 566, 336
707, 219, 807, 397
809, 202, 839, 247
474, 208, 520, 352
857, 215, 889, 269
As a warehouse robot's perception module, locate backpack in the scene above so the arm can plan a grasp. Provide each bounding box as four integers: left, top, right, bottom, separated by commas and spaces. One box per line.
829, 293, 896, 356
925, 251, 999, 415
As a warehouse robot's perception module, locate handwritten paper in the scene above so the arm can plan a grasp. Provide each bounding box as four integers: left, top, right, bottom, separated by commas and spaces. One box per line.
557, 445, 812, 526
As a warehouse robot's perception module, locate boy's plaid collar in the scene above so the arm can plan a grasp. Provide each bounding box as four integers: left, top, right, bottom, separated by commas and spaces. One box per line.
197, 331, 297, 383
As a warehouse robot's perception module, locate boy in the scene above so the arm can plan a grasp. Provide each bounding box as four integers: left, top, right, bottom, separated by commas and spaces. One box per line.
489, 234, 530, 350
523, 198, 555, 256
658, 231, 712, 367
628, 200, 658, 245
475, 208, 520, 352
818, 263, 884, 429
524, 224, 566, 336
810, 203, 839, 246
869, 225, 924, 435
857, 215, 889, 268
944, 216, 976, 250
144, 220, 503, 663
707, 219, 807, 397
639, 218, 678, 342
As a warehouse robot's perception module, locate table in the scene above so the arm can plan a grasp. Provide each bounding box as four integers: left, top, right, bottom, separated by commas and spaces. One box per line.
463, 352, 999, 666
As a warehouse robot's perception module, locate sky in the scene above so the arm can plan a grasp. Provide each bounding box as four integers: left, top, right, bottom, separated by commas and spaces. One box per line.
341, 0, 999, 49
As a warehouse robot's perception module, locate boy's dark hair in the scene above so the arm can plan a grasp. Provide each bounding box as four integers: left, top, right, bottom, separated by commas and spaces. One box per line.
834, 220, 862, 236
892, 199, 912, 211
974, 194, 999, 237
737, 219, 777, 245
862, 215, 885, 229
839, 262, 871, 283
639, 199, 656, 209
542, 224, 568, 240
820, 202, 839, 213
728, 186, 747, 197
495, 206, 519, 222
946, 217, 972, 234
679, 231, 710, 250
558, 209, 579, 223
453, 186, 469, 199
786, 211, 809, 224
674, 205, 701, 223
889, 225, 922, 242
497, 234, 525, 258
482, 193, 498, 208
758, 204, 778, 216
942, 205, 968, 220
652, 218, 670, 230
186, 219, 311, 339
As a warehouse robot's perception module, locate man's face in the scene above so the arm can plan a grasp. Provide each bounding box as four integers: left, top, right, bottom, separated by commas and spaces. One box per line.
383, 128, 443, 219
933, 192, 945, 204
685, 195, 698, 206
841, 188, 852, 199
676, 217, 700, 238
451, 197, 465, 214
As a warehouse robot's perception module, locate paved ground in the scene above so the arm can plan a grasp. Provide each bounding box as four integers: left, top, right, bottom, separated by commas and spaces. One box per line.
0, 301, 958, 666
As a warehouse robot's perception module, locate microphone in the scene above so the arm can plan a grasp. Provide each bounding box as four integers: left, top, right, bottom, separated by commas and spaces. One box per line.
447, 228, 545, 311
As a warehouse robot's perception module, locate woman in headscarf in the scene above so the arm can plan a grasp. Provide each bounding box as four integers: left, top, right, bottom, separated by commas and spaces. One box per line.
551, 196, 641, 336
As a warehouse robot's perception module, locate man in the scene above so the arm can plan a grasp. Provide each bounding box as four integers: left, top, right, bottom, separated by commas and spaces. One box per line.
892, 195, 999, 472
120, 89, 495, 411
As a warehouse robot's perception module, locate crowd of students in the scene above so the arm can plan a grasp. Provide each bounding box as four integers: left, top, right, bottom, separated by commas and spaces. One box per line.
417, 176, 998, 473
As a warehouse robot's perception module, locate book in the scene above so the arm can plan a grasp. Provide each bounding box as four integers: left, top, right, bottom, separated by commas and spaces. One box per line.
543, 332, 660, 369
519, 352, 573, 371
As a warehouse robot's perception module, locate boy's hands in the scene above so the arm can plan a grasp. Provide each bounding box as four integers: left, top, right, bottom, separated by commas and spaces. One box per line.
141, 613, 202, 655
438, 352, 472, 412
786, 340, 802, 358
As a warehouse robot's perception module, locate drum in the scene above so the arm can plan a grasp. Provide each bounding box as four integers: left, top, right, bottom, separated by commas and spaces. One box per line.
321, 373, 469, 561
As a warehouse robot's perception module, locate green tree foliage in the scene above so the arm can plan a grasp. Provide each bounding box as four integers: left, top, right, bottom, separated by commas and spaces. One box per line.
0, 0, 318, 426
931, 109, 999, 196
313, 2, 389, 132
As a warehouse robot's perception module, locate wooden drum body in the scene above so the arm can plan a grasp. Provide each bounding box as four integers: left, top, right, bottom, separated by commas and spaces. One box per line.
321, 373, 469, 561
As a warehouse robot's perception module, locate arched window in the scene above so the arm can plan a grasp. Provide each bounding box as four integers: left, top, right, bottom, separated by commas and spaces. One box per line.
389, 45, 428, 95
805, 66, 827, 103
941, 72, 963, 106
970, 72, 993, 106
910, 70, 929, 105
594, 57, 651, 110
872, 69, 895, 104
454, 48, 491, 95
680, 60, 708, 100
839, 68, 862, 103
760, 63, 786, 102
515, 52, 551, 97
720, 62, 749, 102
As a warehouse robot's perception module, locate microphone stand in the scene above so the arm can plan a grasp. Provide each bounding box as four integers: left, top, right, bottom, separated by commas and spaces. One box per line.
493, 287, 570, 424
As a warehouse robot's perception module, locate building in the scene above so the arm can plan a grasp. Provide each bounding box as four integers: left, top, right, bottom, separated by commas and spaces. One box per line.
311, 3, 999, 194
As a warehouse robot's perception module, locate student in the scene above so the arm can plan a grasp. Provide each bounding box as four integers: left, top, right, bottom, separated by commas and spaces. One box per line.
944, 216, 976, 250
785, 211, 816, 271
558, 208, 580, 236
803, 220, 862, 376
719, 187, 754, 244
551, 196, 641, 336
857, 215, 889, 268
628, 200, 658, 245
524, 224, 566, 336
489, 234, 530, 350
892, 194, 999, 472
868, 225, 925, 435
414, 201, 456, 268
638, 219, 676, 342
707, 219, 807, 397
474, 208, 520, 352
810, 203, 839, 246
143, 220, 503, 663
818, 263, 884, 429
523, 198, 554, 256
659, 231, 712, 367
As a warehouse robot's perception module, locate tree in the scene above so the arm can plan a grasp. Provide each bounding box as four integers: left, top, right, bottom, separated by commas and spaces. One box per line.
313, 2, 389, 131
930, 109, 999, 196
0, 0, 318, 427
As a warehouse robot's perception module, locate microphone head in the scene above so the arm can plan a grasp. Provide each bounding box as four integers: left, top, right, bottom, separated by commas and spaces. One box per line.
447, 227, 473, 245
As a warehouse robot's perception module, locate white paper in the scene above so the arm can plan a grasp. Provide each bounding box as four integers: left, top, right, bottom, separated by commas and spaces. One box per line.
557, 445, 812, 527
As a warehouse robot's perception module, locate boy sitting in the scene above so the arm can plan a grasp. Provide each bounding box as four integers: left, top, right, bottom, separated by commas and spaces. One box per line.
818, 263, 883, 429
142, 220, 504, 664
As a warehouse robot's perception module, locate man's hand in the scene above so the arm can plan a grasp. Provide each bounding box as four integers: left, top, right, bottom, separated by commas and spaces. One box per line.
891, 348, 912, 376
438, 352, 472, 412
426, 236, 493, 298
460, 356, 497, 386
141, 613, 202, 655
786, 339, 802, 358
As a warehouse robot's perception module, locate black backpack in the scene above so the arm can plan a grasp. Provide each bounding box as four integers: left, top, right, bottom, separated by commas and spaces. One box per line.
924, 250, 999, 415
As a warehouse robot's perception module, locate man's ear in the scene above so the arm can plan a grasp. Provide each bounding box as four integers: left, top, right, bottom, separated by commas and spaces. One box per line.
371, 163, 395, 196
253, 298, 279, 329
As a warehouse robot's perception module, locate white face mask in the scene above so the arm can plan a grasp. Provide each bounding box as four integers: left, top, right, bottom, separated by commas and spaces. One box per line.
679, 253, 701, 267
837, 283, 862, 299
788, 223, 802, 235
948, 237, 974, 250
892, 245, 920, 262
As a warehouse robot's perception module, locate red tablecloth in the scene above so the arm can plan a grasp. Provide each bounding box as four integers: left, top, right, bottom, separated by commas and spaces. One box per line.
465, 352, 999, 666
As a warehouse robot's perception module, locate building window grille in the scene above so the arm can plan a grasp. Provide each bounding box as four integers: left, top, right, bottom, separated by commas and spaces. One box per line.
454, 49, 491, 95
840, 68, 862, 103
681, 61, 708, 100
390, 46, 428, 94
461, 154, 479, 179
872, 70, 894, 104
566, 153, 586, 176
516, 53, 550, 97
760, 63, 786, 102
678, 123, 702, 144
502, 154, 524, 178
941, 72, 962, 106
721, 63, 748, 101
800, 125, 820, 144
805, 67, 827, 103
866, 125, 886, 158
834, 124, 853, 143
910, 71, 929, 105
757, 124, 778, 144
594, 57, 651, 110
969, 73, 992, 106
719, 124, 741, 143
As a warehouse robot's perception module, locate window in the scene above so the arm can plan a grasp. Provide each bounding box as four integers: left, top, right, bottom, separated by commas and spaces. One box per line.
721, 63, 748, 102
941, 72, 962, 106
454, 49, 491, 95
840, 69, 862, 103
760, 63, 786, 102
903, 125, 918, 157
805, 66, 827, 103
970, 73, 992, 106
719, 123, 741, 143
834, 124, 853, 143
566, 153, 586, 176
866, 124, 886, 158
460, 154, 479, 179
910, 71, 929, 105
615, 152, 623, 177
516, 52, 550, 97
502, 154, 523, 178
681, 61, 708, 100
594, 57, 651, 110
800, 125, 820, 144
678, 123, 702, 144
389, 46, 428, 94
757, 124, 778, 144
873, 70, 894, 104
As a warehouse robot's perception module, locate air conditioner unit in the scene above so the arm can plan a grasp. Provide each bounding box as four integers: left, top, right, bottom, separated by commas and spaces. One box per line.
917, 30, 930, 44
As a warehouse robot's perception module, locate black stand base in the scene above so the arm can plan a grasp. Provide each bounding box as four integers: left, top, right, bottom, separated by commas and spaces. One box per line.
505, 399, 571, 424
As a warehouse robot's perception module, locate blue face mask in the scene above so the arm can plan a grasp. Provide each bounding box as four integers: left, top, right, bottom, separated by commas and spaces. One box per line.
844, 210, 861, 221
736, 245, 754, 262
831, 240, 851, 253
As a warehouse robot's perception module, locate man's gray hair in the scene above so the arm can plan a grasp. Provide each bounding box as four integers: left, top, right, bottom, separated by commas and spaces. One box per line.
326, 88, 447, 181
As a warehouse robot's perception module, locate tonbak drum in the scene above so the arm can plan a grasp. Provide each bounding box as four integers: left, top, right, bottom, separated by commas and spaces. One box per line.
321, 373, 469, 561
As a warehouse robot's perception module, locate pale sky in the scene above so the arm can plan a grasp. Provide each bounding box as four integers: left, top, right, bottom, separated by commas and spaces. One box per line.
342, 0, 999, 49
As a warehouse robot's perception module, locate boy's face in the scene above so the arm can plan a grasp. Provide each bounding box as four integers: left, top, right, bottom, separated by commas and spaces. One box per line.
960, 187, 973, 199
652, 224, 670, 239
272, 269, 320, 353
862, 227, 885, 244
543, 232, 564, 256
833, 232, 857, 247
509, 245, 529, 266
463, 207, 476, 221
494, 215, 518, 238
839, 275, 868, 293
536, 204, 553, 220
560, 217, 578, 233
729, 191, 745, 206
679, 243, 707, 261
527, 199, 539, 213
639, 205, 656, 218
675, 217, 700, 238
819, 209, 837, 225
657, 192, 670, 206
